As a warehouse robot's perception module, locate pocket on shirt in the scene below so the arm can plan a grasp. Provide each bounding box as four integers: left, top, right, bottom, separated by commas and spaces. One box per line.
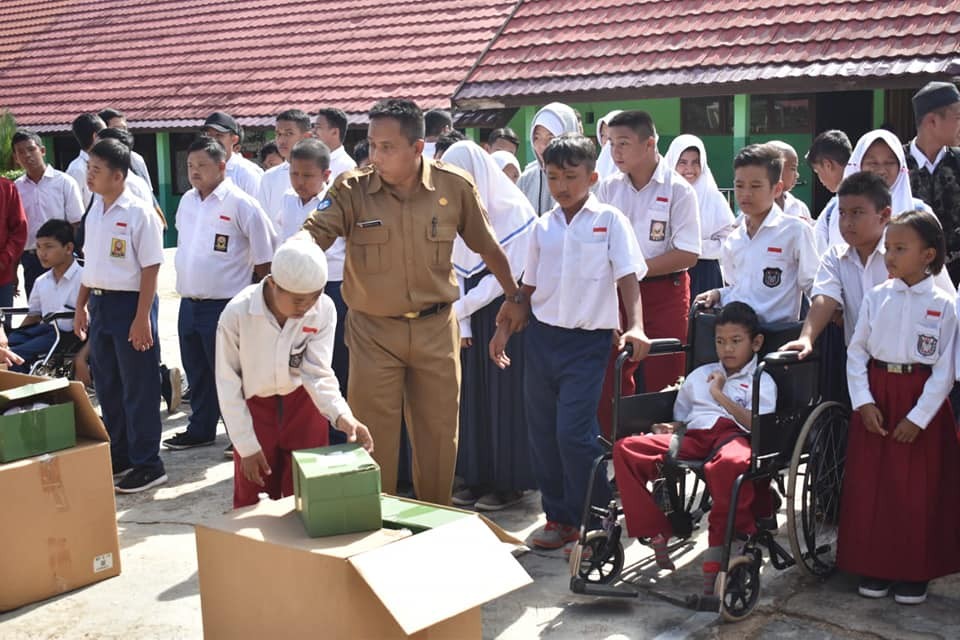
577, 240, 608, 281
350, 226, 390, 274
914, 323, 941, 361
759, 258, 786, 289
427, 224, 457, 270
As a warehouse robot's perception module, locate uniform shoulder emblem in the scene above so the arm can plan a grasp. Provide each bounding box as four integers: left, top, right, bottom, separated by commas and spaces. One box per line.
317, 196, 332, 211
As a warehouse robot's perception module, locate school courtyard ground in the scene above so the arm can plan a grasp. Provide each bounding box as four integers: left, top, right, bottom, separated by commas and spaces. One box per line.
1, 249, 959, 639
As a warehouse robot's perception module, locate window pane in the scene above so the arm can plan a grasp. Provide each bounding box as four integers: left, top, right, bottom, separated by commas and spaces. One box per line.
750, 94, 811, 133
681, 97, 732, 133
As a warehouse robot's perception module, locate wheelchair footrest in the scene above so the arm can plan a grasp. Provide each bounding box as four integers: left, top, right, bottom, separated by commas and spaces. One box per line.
686, 593, 720, 612
570, 577, 638, 598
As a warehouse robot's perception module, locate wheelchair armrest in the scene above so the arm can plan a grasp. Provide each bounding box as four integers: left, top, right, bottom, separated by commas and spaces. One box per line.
763, 350, 801, 365
42, 311, 76, 324
649, 338, 684, 355
0, 306, 31, 317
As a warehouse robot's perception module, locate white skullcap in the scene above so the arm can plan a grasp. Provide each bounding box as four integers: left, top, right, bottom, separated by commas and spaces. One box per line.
271, 240, 328, 294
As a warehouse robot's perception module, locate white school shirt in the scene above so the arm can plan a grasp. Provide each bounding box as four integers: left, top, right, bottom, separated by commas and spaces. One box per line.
66, 151, 92, 208
847, 276, 957, 429
226, 154, 263, 198
14, 166, 84, 250
782, 191, 812, 223
329, 145, 357, 182
909, 139, 947, 174
27, 260, 83, 331
278, 189, 346, 282
718, 204, 818, 324
524, 194, 647, 330
175, 178, 276, 300
674, 356, 777, 433
215, 281, 353, 458
257, 161, 290, 229
813, 195, 843, 254
422, 141, 437, 161
82, 187, 165, 292
596, 159, 701, 264
130, 151, 153, 192
813, 236, 955, 344
125, 172, 154, 208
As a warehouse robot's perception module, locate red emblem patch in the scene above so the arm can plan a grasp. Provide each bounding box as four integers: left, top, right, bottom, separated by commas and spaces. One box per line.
302, 327, 318, 334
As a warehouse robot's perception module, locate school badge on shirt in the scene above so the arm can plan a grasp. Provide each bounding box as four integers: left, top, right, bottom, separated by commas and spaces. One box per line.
214, 234, 229, 252
110, 238, 126, 258
649, 220, 666, 242
289, 347, 305, 369
762, 267, 782, 288
917, 334, 938, 357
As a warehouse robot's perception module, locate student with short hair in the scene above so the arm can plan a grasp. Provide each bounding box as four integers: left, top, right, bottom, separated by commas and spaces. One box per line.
7, 219, 80, 372
768, 141, 812, 223
613, 301, 776, 594
313, 108, 356, 181
806, 129, 853, 252
486, 127, 520, 155
596, 111, 700, 430
162, 136, 275, 452
96, 128, 160, 216
258, 142, 284, 171
696, 144, 819, 324
12, 129, 85, 296
422, 109, 453, 159
433, 130, 467, 159
491, 150, 521, 183
97, 107, 153, 192
216, 240, 373, 508
73, 138, 166, 493
66, 113, 106, 206
352, 139, 370, 168
0, 178, 27, 309
202, 111, 263, 198
517, 103, 582, 215
840, 209, 960, 605
258, 109, 313, 228
489, 133, 650, 550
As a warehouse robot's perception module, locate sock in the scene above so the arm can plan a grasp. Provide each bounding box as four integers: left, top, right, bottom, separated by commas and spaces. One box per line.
651, 533, 675, 570
702, 561, 721, 595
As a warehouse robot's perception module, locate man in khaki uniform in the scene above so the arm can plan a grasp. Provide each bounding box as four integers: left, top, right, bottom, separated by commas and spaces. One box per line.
299, 99, 527, 505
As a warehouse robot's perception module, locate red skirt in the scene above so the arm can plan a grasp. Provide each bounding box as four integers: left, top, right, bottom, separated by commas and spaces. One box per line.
837, 365, 960, 581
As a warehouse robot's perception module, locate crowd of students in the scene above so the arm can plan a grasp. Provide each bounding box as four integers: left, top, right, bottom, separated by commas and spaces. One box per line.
1, 80, 959, 606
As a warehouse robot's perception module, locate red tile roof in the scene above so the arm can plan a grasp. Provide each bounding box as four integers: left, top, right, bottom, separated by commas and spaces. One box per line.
0, 0, 517, 132
454, 0, 960, 107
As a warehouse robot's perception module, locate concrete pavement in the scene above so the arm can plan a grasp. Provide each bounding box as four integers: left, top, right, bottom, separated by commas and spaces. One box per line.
2, 249, 960, 639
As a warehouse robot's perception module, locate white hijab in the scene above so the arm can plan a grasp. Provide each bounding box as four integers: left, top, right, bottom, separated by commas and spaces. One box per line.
595, 110, 623, 180
443, 141, 537, 278
664, 134, 734, 237
491, 150, 520, 174
844, 129, 916, 217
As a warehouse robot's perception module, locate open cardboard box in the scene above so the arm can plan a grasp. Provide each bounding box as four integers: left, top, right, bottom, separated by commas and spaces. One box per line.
0, 371, 120, 611
196, 495, 532, 639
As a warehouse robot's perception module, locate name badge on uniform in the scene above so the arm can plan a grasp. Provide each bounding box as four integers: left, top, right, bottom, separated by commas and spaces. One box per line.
918, 334, 938, 357
214, 234, 229, 252
110, 238, 126, 258
649, 220, 666, 242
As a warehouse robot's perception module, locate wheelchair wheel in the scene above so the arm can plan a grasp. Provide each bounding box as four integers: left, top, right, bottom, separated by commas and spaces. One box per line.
571, 530, 625, 585
786, 401, 849, 578
718, 551, 761, 622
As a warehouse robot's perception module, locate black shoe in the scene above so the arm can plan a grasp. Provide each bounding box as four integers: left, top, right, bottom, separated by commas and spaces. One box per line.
159, 364, 172, 409
162, 431, 216, 450
115, 466, 168, 494
894, 581, 928, 605
756, 514, 778, 531
858, 576, 893, 599
112, 460, 133, 480
223, 443, 234, 459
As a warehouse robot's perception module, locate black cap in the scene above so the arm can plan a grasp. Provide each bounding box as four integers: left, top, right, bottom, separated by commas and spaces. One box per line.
202, 111, 239, 134
912, 82, 960, 124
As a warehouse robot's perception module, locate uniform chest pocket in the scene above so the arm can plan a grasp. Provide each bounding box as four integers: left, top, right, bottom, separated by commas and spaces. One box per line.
350, 226, 390, 274
427, 224, 457, 270
576, 239, 608, 281
760, 256, 786, 289
914, 322, 941, 361
289, 344, 307, 369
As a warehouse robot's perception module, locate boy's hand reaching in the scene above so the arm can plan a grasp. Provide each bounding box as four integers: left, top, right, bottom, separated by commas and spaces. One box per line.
780, 336, 814, 360
488, 323, 512, 369
651, 422, 675, 435
336, 414, 374, 453
74, 307, 88, 340
892, 418, 921, 444
618, 326, 651, 361
858, 403, 886, 436
694, 289, 720, 309
240, 450, 272, 487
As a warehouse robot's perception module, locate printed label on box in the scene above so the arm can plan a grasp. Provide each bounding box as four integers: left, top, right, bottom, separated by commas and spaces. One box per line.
93, 552, 114, 573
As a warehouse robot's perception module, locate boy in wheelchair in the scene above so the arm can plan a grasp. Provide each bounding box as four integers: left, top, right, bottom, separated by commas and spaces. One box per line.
613, 302, 776, 595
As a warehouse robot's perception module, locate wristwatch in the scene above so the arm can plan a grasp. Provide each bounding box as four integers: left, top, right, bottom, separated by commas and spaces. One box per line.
508, 291, 527, 304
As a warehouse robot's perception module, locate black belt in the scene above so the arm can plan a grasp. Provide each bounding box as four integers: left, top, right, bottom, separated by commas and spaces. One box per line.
642, 271, 685, 284
870, 359, 931, 374
184, 297, 231, 303
392, 303, 447, 320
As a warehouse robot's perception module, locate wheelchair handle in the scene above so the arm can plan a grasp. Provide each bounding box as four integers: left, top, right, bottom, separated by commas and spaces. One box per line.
763, 350, 801, 365
42, 311, 76, 324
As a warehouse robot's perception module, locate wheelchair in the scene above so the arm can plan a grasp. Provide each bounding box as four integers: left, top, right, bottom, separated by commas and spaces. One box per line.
2, 307, 85, 379
568, 307, 849, 621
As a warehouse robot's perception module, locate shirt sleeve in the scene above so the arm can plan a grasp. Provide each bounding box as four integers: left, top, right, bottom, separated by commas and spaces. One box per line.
699, 191, 734, 260
811, 249, 843, 305
813, 205, 830, 255
669, 185, 702, 255
132, 203, 165, 268
521, 224, 541, 288
846, 292, 875, 411
757, 372, 778, 416
26, 283, 41, 317
63, 175, 85, 224
299, 298, 353, 425
301, 185, 347, 251
457, 184, 500, 257
795, 220, 819, 297
907, 297, 957, 428
452, 232, 530, 320
239, 198, 278, 265
609, 210, 648, 281
0, 183, 26, 274
672, 372, 697, 424
215, 304, 261, 458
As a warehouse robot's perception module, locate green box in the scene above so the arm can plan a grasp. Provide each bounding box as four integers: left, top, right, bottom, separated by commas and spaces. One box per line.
292, 444, 382, 537
380, 495, 472, 534
0, 378, 75, 463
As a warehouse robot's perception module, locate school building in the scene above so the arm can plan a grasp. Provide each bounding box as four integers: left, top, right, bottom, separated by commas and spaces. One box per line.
1, 0, 958, 243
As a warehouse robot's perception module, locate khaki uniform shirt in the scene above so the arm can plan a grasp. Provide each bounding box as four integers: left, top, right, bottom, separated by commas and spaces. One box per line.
302, 160, 500, 317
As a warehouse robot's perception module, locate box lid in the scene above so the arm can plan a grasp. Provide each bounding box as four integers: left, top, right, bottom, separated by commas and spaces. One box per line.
347, 516, 533, 635
381, 495, 525, 545
0, 372, 107, 442
292, 443, 379, 481
0, 377, 69, 409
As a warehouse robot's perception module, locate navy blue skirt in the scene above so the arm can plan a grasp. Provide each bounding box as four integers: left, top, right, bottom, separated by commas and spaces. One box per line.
688, 259, 724, 299
456, 272, 535, 491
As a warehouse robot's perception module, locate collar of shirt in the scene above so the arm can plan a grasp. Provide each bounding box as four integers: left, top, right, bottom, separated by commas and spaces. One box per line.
548, 193, 605, 223
890, 274, 935, 295
720, 354, 760, 383
285, 188, 321, 210
365, 159, 437, 195
840, 235, 883, 264
247, 280, 321, 322
102, 187, 137, 215
330, 145, 347, 161
79, 150, 89, 162
612, 156, 668, 193
910, 139, 946, 173
752, 203, 786, 234
59, 259, 82, 283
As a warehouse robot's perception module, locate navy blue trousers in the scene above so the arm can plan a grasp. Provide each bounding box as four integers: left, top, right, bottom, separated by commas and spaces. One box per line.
88, 291, 163, 472
178, 298, 230, 441
20, 251, 45, 299
9, 322, 56, 372
325, 281, 349, 445
524, 316, 612, 526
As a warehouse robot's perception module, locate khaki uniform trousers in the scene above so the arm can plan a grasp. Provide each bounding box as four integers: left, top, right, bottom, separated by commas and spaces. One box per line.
345, 307, 460, 505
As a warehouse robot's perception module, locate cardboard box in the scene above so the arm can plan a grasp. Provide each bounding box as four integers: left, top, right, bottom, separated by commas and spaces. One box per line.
0, 371, 120, 612
196, 496, 532, 639
292, 444, 381, 537
0, 377, 76, 463
381, 495, 474, 533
